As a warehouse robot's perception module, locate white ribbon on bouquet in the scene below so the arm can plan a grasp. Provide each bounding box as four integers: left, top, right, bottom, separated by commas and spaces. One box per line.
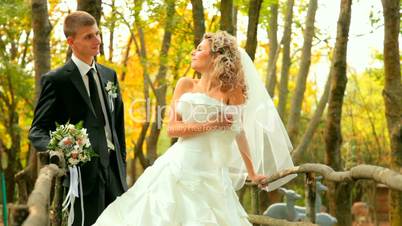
62, 166, 85, 226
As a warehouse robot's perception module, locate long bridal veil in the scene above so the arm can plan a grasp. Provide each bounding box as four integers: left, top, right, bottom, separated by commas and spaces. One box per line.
227, 49, 296, 191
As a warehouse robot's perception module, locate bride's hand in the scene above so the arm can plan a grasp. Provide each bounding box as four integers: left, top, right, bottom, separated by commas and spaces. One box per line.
249, 174, 268, 189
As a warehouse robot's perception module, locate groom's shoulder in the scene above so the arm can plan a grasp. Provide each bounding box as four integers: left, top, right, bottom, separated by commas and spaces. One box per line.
96, 63, 116, 75
41, 65, 67, 81
40, 62, 75, 86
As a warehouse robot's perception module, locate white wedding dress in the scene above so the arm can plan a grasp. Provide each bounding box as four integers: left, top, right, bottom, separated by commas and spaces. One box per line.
93, 92, 252, 226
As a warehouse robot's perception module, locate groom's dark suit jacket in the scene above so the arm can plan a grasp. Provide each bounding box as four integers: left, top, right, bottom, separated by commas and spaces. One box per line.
29, 59, 128, 194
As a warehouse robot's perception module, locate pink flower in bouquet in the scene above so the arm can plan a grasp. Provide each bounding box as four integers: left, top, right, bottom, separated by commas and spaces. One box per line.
59, 137, 73, 147
71, 152, 79, 159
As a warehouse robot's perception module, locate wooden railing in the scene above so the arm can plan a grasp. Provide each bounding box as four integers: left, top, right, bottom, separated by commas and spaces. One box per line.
9, 154, 402, 226
246, 163, 402, 225
11, 152, 64, 226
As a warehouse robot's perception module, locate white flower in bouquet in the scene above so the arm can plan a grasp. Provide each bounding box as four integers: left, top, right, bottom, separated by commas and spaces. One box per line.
67, 123, 76, 132
48, 121, 97, 167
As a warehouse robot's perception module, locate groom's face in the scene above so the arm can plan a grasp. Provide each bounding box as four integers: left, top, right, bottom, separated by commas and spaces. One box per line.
67, 24, 101, 60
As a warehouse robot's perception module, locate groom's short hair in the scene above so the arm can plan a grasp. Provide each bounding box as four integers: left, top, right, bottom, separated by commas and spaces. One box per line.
64, 11, 97, 38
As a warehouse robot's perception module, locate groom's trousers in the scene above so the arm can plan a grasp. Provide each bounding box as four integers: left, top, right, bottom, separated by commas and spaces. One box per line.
72, 152, 124, 226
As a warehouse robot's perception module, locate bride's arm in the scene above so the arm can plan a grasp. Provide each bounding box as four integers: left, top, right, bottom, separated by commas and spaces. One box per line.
167, 78, 232, 138
235, 131, 267, 187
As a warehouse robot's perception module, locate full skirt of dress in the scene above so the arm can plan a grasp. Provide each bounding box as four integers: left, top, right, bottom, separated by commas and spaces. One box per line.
93, 139, 251, 226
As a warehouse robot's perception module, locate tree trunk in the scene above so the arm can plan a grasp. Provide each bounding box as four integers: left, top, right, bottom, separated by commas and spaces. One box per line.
220, 0, 235, 35
31, 0, 51, 102
292, 73, 332, 163
233, 6, 238, 36
265, 1, 279, 97
245, 0, 263, 61
120, 34, 133, 81
29, 0, 51, 202
190, 0, 205, 48
108, 0, 116, 62
128, 0, 156, 170
324, 0, 352, 225
287, 0, 318, 144
77, 0, 101, 24
277, 0, 294, 119
381, 0, 402, 225
146, 0, 176, 163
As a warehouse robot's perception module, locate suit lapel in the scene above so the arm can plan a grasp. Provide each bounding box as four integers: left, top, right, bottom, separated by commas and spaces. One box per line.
66, 59, 97, 117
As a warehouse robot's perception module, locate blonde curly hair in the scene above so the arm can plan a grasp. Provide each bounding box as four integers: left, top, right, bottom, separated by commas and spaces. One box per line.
203, 31, 247, 96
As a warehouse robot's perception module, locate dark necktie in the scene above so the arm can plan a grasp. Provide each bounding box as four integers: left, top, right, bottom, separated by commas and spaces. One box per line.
87, 69, 105, 126
87, 68, 109, 167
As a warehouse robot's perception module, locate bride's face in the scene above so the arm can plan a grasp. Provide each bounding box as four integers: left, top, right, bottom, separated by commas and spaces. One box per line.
191, 39, 213, 73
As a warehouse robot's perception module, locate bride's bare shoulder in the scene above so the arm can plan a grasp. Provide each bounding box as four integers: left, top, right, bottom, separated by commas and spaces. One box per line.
173, 77, 196, 98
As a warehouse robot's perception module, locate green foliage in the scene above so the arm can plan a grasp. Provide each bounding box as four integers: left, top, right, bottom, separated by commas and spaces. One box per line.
0, 0, 34, 179
342, 69, 389, 167
0, 0, 31, 62
0, 0, 30, 27
0, 61, 34, 146
259, 0, 278, 29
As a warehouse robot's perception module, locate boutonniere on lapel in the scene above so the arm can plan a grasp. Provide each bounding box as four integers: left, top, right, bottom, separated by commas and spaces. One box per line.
105, 81, 118, 112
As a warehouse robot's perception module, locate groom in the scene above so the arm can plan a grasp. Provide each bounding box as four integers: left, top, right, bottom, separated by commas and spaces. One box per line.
29, 11, 127, 225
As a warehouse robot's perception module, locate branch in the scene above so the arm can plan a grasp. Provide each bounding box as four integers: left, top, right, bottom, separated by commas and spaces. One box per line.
263, 163, 402, 192
248, 214, 317, 225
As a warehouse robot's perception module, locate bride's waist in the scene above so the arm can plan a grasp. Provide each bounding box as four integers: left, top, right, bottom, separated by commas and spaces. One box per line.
178, 132, 234, 149
177, 135, 211, 149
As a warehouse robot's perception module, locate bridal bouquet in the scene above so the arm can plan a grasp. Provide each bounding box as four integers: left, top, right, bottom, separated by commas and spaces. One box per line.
48, 121, 97, 226
48, 121, 97, 166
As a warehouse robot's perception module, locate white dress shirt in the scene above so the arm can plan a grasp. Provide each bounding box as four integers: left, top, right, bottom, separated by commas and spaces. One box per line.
71, 54, 114, 151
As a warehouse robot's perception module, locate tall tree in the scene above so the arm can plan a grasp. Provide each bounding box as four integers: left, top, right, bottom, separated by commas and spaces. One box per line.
324, 0, 353, 225
14, 0, 52, 204
245, 0, 263, 60
265, 0, 279, 97
107, 0, 116, 62
232, 5, 238, 36
277, 0, 294, 119
32, 0, 51, 101
287, 0, 318, 143
130, 0, 152, 170
146, 0, 176, 163
292, 73, 332, 162
220, 0, 235, 35
190, 0, 205, 47
381, 0, 402, 225
0, 0, 34, 203
77, 0, 102, 27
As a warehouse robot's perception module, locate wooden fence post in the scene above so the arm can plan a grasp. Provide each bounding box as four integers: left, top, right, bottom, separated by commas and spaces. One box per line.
251, 184, 260, 226
305, 172, 316, 223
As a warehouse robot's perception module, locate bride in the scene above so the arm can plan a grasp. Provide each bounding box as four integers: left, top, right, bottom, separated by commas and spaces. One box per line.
93, 31, 295, 226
